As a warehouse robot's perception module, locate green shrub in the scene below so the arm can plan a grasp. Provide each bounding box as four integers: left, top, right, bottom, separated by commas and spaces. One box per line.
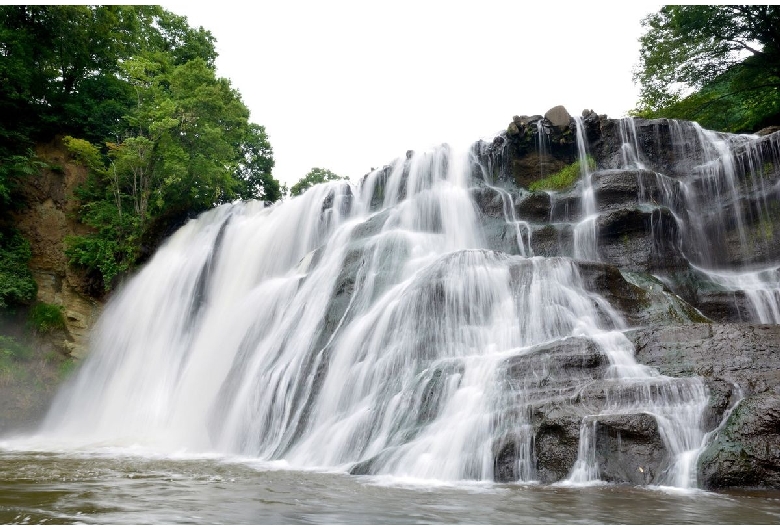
528, 156, 595, 192
0, 335, 31, 361
0, 229, 37, 311
0, 336, 28, 384
27, 303, 67, 334
58, 358, 77, 379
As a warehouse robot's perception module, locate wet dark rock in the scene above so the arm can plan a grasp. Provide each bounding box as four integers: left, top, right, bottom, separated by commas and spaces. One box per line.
594, 118, 682, 177
631, 324, 780, 489
493, 435, 523, 482
694, 289, 756, 323
659, 269, 758, 323
596, 207, 687, 274
549, 191, 581, 222
619, 271, 711, 326
528, 223, 573, 258
576, 262, 649, 323
418, 363, 465, 425
349, 454, 381, 476
321, 184, 353, 218
365, 165, 393, 211
544, 106, 573, 130
594, 413, 669, 485
592, 169, 664, 211
698, 394, 780, 489
471, 186, 508, 218
516, 192, 552, 223
717, 193, 780, 267
502, 337, 608, 394
534, 412, 581, 483
493, 337, 606, 483
492, 334, 708, 485
597, 208, 648, 240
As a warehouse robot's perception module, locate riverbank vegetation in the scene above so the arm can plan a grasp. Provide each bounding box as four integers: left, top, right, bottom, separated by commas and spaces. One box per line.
0, 5, 282, 303
633, 5, 780, 133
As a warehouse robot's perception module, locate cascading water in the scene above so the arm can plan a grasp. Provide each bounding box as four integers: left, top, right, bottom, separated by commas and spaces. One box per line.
27, 113, 780, 492
33, 125, 717, 490
626, 119, 780, 323
536, 118, 551, 180
471, 148, 533, 258
573, 115, 598, 261
619, 117, 646, 170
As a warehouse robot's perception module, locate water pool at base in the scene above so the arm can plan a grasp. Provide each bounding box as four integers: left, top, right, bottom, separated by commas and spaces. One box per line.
1, 451, 779, 524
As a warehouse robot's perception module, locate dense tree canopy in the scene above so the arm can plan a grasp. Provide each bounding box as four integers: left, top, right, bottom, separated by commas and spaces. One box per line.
290, 167, 348, 197
0, 5, 281, 298
634, 5, 780, 132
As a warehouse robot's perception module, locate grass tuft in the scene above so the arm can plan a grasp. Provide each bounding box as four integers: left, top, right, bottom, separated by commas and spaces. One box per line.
528, 156, 595, 192
27, 303, 67, 334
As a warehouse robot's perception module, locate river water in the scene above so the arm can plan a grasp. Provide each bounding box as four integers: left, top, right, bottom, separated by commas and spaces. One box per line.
1, 448, 779, 524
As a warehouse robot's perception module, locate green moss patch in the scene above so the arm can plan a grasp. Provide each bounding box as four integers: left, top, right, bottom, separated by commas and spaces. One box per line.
528, 156, 595, 192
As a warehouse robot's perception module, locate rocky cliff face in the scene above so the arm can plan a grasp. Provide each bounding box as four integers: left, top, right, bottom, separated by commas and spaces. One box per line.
11, 137, 103, 359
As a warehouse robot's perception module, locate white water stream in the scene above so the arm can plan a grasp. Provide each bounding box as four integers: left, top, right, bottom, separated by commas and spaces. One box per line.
573, 115, 599, 262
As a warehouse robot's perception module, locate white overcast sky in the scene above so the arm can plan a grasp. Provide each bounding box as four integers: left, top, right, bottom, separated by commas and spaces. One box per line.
163, 1, 663, 188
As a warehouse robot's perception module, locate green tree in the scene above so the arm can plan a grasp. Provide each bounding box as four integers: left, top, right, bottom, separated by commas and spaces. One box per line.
290, 167, 348, 197
62, 135, 142, 290
0, 5, 281, 295
634, 5, 780, 132
0, 5, 220, 146
233, 123, 279, 203
62, 56, 279, 292
161, 58, 252, 212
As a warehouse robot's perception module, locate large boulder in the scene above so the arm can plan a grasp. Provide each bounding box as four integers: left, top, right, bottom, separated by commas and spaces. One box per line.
545, 105, 573, 129
533, 411, 582, 483
594, 413, 669, 485
697, 394, 780, 489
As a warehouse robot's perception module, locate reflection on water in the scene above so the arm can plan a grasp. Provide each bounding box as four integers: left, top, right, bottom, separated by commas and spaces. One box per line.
0, 451, 779, 524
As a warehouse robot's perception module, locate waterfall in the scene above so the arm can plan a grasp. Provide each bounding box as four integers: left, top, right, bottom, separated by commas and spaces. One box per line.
34, 115, 780, 489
